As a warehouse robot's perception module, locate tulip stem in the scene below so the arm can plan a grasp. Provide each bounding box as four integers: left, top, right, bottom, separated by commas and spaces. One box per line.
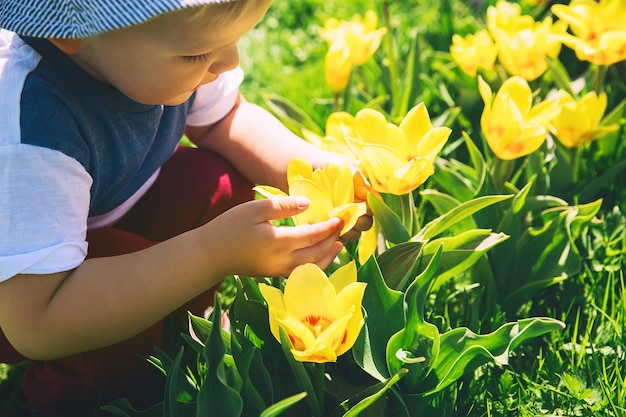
491, 157, 514, 193
313, 362, 326, 417
333, 92, 340, 112
381, 0, 399, 116
593, 65, 608, 96
569, 146, 581, 197
341, 67, 355, 112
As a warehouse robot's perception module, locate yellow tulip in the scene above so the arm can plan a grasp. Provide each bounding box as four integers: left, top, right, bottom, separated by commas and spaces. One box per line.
552, 0, 626, 66
254, 158, 367, 236
348, 103, 451, 195
320, 10, 387, 66
478, 75, 561, 160
324, 42, 353, 93
301, 112, 363, 164
487, 1, 566, 81
450, 30, 499, 77
550, 91, 620, 148
495, 17, 567, 81
258, 261, 367, 363
487, 1, 536, 37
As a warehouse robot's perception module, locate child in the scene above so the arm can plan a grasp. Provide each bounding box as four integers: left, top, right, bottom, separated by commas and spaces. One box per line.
0, 0, 371, 415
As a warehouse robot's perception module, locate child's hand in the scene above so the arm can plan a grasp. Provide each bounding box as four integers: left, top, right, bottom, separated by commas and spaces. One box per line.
204, 196, 345, 277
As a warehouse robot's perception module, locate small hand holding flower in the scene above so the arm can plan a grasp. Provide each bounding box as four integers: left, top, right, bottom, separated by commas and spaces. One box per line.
254, 157, 373, 242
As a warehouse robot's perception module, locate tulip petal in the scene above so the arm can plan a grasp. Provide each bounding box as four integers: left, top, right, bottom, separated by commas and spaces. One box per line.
290, 178, 334, 225
328, 202, 368, 236
500, 76, 533, 116
417, 127, 452, 162
327, 112, 357, 138
258, 283, 288, 339
400, 103, 432, 150
253, 185, 288, 199
288, 158, 314, 181
275, 312, 317, 351
291, 341, 337, 363
478, 75, 494, 109
325, 162, 355, 206
284, 264, 337, 325
329, 260, 358, 293
355, 109, 389, 145
387, 158, 434, 195
315, 313, 353, 357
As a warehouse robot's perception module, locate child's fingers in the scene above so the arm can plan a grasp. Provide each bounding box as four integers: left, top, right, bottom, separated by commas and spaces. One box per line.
312, 241, 344, 270
252, 196, 310, 223
290, 233, 344, 271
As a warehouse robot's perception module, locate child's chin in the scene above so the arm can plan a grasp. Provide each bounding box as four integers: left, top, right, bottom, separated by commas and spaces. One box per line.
160, 92, 194, 106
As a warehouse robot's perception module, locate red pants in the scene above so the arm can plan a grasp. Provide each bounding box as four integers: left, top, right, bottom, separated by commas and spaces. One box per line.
0, 147, 254, 417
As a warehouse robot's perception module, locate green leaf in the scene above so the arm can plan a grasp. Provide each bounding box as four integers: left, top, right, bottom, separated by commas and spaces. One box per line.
419, 190, 476, 233
462, 132, 488, 192
578, 158, 626, 203
150, 347, 196, 402
233, 346, 269, 415
197, 296, 243, 417
398, 29, 422, 117
421, 229, 510, 288
179, 333, 205, 357
545, 57, 575, 97
263, 93, 324, 136
596, 96, 626, 156
418, 317, 566, 395
231, 278, 285, 362
433, 158, 479, 202
386, 245, 443, 390
368, 193, 411, 244
188, 313, 231, 352
340, 369, 408, 417
499, 199, 602, 313
415, 194, 513, 241
231, 330, 274, 414
102, 399, 176, 417
259, 392, 308, 417
376, 241, 425, 291
353, 257, 405, 381
433, 131, 488, 201
278, 328, 319, 415
164, 347, 187, 417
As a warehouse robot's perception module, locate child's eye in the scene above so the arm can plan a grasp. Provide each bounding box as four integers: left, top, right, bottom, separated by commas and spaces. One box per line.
183, 53, 213, 64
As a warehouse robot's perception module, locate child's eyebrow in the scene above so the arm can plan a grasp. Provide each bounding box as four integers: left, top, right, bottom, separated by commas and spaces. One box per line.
173, 33, 225, 54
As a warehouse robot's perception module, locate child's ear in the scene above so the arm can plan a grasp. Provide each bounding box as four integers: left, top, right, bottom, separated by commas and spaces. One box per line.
49, 39, 85, 54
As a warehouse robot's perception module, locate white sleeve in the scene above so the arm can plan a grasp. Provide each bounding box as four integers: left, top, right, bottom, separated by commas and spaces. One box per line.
185, 66, 244, 127
0, 144, 92, 281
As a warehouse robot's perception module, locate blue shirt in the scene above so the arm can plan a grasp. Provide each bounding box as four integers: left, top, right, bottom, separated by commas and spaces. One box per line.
20, 36, 192, 217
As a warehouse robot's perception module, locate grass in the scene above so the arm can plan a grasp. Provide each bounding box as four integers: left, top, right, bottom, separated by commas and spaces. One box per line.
0, 363, 28, 417
2, 1, 625, 416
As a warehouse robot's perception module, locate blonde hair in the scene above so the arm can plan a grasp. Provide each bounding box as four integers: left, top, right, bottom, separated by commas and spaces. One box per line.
153, 0, 265, 27
97, 0, 269, 39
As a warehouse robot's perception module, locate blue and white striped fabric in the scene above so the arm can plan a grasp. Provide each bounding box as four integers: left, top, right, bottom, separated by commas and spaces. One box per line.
0, 0, 238, 38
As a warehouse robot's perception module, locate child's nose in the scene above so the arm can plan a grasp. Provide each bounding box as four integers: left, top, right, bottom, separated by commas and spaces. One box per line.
209, 45, 240, 75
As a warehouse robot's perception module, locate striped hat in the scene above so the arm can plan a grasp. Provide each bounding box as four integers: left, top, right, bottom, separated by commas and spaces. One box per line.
0, 0, 240, 39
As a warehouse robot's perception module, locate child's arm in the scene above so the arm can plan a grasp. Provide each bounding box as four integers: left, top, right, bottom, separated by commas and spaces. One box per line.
186, 94, 346, 191
0, 196, 344, 360
186, 94, 373, 241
